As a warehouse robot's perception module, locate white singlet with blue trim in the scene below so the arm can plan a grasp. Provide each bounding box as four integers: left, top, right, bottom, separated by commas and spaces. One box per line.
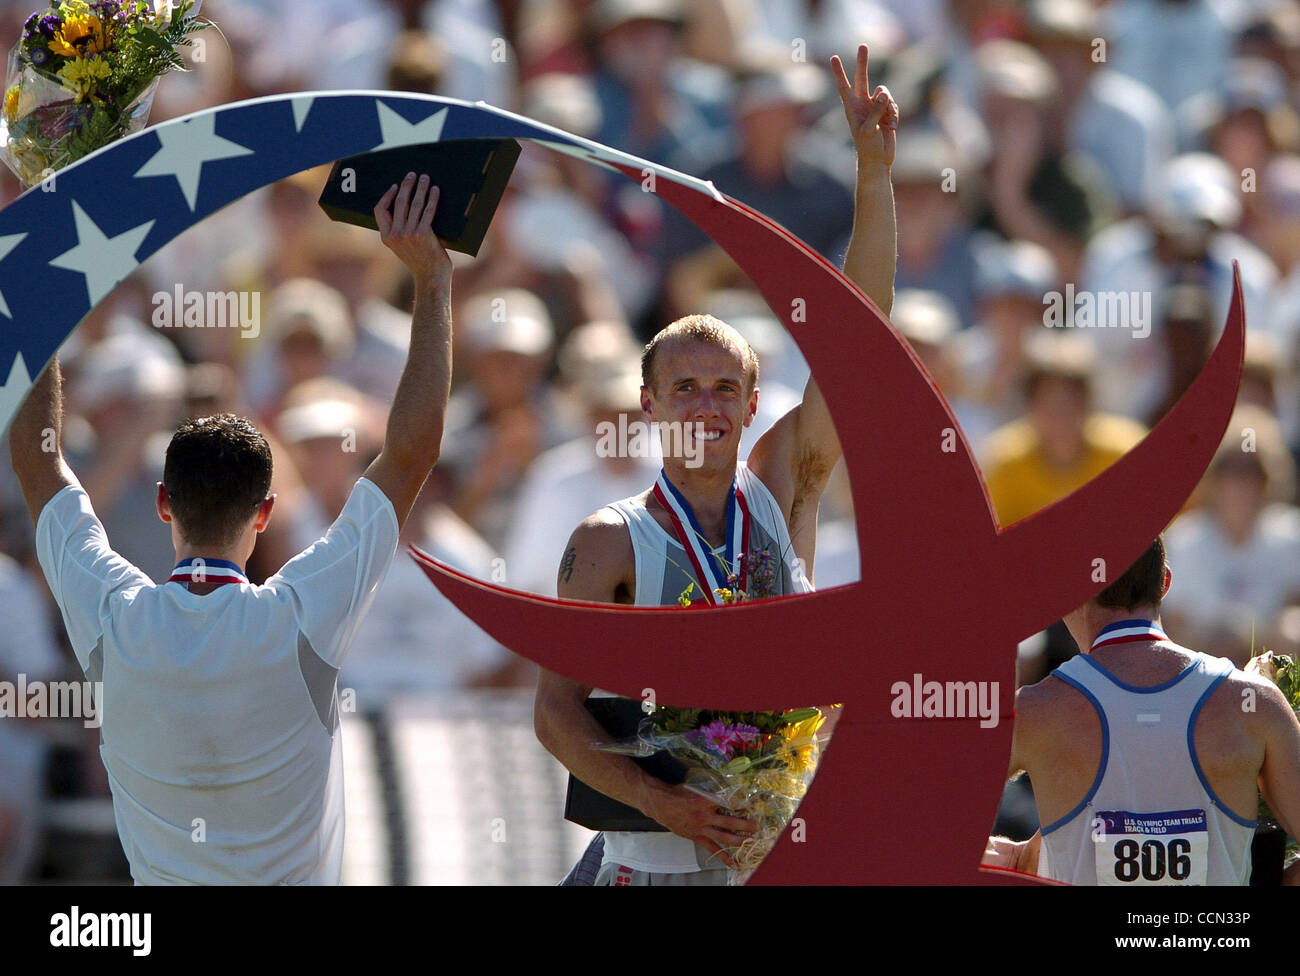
1039, 651, 1256, 886
596, 463, 812, 874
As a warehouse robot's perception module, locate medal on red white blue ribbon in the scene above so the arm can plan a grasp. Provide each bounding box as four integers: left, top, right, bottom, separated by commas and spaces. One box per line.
652, 469, 751, 605
1091, 619, 1169, 651
167, 558, 250, 587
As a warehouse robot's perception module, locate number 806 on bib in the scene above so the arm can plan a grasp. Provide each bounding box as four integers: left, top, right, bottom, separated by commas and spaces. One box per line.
1093, 810, 1208, 886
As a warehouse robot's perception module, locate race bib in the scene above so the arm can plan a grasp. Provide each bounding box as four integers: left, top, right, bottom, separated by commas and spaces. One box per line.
1093, 809, 1208, 886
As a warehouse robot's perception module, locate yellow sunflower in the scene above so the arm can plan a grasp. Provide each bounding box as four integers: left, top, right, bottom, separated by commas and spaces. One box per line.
57, 56, 111, 103
780, 710, 826, 775
49, 13, 110, 58
4, 86, 19, 123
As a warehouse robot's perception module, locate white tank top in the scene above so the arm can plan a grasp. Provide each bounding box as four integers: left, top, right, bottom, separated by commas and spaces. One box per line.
1039, 651, 1256, 886
609, 463, 813, 607
598, 464, 812, 874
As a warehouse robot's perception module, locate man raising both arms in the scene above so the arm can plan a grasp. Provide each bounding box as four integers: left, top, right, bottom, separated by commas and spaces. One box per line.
8, 173, 453, 884
989, 537, 1300, 885
535, 45, 898, 886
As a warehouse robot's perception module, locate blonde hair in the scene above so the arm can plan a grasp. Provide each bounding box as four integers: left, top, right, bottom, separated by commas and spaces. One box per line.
640, 314, 759, 392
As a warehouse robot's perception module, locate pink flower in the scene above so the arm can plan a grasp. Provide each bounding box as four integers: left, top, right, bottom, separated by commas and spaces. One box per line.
687, 720, 762, 760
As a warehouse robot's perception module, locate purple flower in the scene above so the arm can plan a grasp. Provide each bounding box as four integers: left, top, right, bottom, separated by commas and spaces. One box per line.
92, 1, 124, 21
685, 720, 762, 760
29, 47, 50, 67
38, 14, 62, 39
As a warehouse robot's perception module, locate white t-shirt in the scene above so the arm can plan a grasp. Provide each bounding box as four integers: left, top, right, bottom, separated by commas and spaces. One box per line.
1163, 504, 1300, 637
35, 476, 399, 885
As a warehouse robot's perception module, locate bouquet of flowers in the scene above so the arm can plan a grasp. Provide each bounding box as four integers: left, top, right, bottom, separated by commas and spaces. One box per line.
1, 0, 205, 187
603, 703, 835, 885
1251, 650, 1300, 869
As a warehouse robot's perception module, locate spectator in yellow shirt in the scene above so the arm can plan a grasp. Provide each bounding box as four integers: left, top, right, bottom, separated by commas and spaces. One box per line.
983, 334, 1147, 527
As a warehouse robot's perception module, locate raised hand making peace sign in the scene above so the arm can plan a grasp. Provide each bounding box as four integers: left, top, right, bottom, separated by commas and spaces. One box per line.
831, 44, 898, 169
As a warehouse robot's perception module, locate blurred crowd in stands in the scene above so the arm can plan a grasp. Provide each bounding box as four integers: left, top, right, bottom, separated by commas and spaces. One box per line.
0, 0, 1297, 880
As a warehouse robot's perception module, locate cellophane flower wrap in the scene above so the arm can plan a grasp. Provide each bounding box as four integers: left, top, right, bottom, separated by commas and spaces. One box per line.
1, 0, 205, 187
1252, 651, 1299, 868
602, 704, 836, 886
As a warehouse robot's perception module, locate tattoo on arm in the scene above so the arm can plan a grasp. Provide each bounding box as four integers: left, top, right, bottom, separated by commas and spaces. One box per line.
559, 546, 577, 584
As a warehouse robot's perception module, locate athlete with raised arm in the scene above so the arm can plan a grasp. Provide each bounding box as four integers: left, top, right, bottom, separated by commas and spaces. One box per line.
534, 44, 899, 885
8, 172, 454, 884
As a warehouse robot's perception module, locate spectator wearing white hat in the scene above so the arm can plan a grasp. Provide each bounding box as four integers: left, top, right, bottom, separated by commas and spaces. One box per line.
891, 287, 998, 453
274, 379, 384, 528
1251, 155, 1300, 343
866, 127, 980, 325
1080, 151, 1279, 418
977, 39, 1118, 284
61, 332, 187, 582
501, 320, 658, 598
1104, 0, 1237, 115
1163, 405, 1300, 663
949, 236, 1059, 439
587, 0, 733, 178
243, 277, 355, 421
1026, 0, 1175, 214
666, 59, 854, 313
441, 289, 580, 550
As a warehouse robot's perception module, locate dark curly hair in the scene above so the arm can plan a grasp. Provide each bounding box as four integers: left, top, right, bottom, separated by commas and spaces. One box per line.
162, 414, 272, 548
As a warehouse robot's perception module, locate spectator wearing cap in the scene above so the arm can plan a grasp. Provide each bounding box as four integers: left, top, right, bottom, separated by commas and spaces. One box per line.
491, 74, 655, 326
587, 0, 733, 177
579, 0, 737, 304
501, 320, 659, 598
950, 236, 1059, 435
296, 222, 417, 408
217, 168, 332, 312
730, 0, 907, 76
1025, 0, 1175, 214
982, 334, 1147, 529
385, 28, 446, 95
441, 288, 580, 550
1104, 0, 1236, 115
665, 58, 854, 312
1080, 151, 1279, 416
1239, 332, 1288, 423
1235, 4, 1300, 91
861, 127, 979, 324
275, 378, 384, 526
415, 0, 517, 111
243, 277, 355, 420
1183, 57, 1298, 170
61, 331, 187, 583
977, 39, 1118, 284
1163, 405, 1300, 663
892, 287, 998, 451
1249, 155, 1300, 342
